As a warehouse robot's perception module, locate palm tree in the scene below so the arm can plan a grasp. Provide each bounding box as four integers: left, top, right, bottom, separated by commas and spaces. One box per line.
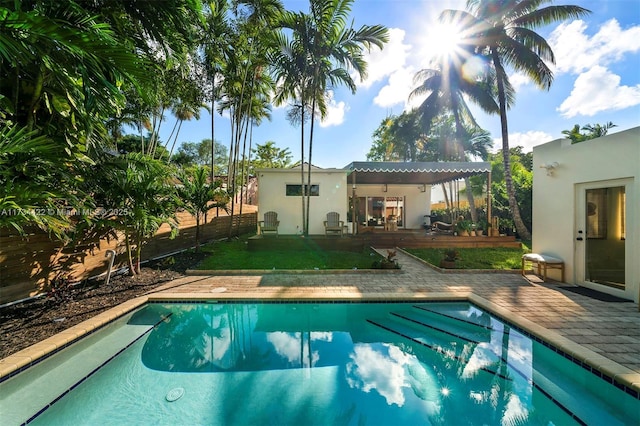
410, 25, 499, 223
270, 10, 313, 235
273, 0, 388, 234
0, 125, 72, 238
202, 0, 232, 185
176, 166, 228, 252
98, 153, 179, 275
582, 121, 616, 139
166, 100, 208, 160
560, 124, 587, 144
445, 0, 591, 240
562, 121, 617, 143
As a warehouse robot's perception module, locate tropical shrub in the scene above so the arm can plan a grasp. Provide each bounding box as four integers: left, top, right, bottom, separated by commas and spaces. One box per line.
96, 153, 179, 275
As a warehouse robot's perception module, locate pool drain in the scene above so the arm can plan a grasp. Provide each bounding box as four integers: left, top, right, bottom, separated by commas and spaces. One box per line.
166, 387, 185, 402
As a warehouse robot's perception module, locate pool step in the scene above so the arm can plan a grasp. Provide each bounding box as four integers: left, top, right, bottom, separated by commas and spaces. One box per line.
0, 311, 156, 425
366, 316, 512, 382
390, 309, 492, 344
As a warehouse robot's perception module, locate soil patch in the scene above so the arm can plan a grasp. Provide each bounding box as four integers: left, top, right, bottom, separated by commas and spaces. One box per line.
0, 250, 206, 359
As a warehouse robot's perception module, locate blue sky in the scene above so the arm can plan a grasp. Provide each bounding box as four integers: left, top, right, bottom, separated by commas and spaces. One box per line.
161, 0, 640, 169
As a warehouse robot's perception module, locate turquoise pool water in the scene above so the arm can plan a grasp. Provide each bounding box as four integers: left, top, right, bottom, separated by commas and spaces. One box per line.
1, 302, 638, 425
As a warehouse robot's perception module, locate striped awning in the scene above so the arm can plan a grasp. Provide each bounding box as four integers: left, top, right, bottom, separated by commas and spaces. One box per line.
344, 161, 491, 185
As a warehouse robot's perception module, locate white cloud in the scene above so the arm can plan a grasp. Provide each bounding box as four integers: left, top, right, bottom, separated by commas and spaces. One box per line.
358, 28, 411, 89
346, 343, 413, 406
557, 66, 640, 118
320, 90, 349, 127
548, 19, 640, 75
492, 130, 554, 153
373, 66, 417, 109
508, 72, 531, 91
267, 332, 301, 363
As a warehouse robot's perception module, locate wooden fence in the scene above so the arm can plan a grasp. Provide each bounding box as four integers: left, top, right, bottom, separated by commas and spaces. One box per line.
0, 210, 257, 305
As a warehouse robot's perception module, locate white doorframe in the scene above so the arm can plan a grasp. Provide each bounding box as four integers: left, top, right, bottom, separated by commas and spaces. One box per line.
575, 178, 633, 300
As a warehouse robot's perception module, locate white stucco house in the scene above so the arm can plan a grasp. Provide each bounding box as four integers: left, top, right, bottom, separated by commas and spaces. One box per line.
256, 161, 491, 235
256, 164, 348, 235
532, 126, 639, 303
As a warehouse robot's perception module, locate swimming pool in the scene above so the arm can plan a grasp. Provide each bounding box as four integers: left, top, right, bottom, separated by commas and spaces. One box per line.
1, 301, 638, 425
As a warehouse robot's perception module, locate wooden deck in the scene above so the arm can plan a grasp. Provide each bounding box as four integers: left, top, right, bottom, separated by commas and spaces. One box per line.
248, 230, 521, 252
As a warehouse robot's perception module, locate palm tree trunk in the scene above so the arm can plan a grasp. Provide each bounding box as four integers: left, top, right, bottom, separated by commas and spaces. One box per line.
305, 97, 317, 236
442, 183, 450, 214
165, 118, 180, 153
452, 102, 478, 223
195, 212, 201, 252
211, 73, 216, 184
300, 106, 306, 235
465, 177, 478, 223
135, 233, 142, 275
492, 50, 531, 241
236, 110, 252, 235
227, 110, 241, 238
125, 232, 136, 276
167, 120, 184, 159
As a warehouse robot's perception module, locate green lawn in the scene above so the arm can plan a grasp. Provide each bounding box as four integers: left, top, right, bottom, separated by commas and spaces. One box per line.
403, 246, 530, 270
195, 235, 529, 271
196, 236, 386, 270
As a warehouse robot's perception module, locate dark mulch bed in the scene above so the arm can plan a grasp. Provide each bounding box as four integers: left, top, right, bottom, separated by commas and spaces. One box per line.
0, 250, 207, 360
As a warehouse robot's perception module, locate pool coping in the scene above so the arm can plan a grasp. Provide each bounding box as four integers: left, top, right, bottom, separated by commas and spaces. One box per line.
1, 291, 639, 398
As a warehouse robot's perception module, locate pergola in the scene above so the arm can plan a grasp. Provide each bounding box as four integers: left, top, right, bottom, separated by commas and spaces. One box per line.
344, 161, 493, 225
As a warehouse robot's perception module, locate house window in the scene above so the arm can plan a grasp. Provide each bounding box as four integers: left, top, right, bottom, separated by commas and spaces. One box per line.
286, 184, 319, 196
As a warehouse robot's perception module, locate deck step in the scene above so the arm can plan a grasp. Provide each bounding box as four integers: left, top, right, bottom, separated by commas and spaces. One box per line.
248, 233, 521, 251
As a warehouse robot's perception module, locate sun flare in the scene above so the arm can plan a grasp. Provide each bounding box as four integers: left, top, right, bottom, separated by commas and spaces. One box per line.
423, 21, 464, 60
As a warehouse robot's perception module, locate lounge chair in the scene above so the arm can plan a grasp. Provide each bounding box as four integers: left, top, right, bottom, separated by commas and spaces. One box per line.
324, 212, 344, 236
258, 211, 279, 236
431, 221, 455, 232
431, 215, 464, 233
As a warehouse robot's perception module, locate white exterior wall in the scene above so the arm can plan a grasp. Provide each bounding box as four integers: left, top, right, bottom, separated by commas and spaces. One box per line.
532, 127, 639, 303
353, 184, 431, 229
257, 168, 348, 235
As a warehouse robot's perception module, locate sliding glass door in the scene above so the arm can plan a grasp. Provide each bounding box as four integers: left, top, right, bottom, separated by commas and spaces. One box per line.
357, 196, 405, 228
577, 183, 626, 289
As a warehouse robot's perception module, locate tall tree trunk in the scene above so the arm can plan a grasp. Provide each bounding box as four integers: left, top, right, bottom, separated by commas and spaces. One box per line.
441, 183, 450, 215
165, 117, 181, 153
236, 110, 251, 235
167, 120, 184, 159
452, 101, 478, 223
148, 106, 166, 158
492, 49, 531, 241
464, 177, 478, 223
305, 97, 317, 236
125, 233, 136, 276
135, 232, 142, 275
300, 106, 306, 235
195, 213, 201, 252
227, 110, 241, 238
211, 74, 216, 185
226, 113, 236, 238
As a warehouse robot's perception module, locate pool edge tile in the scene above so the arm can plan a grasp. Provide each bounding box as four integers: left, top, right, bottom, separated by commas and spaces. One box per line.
0, 355, 32, 379
615, 373, 640, 394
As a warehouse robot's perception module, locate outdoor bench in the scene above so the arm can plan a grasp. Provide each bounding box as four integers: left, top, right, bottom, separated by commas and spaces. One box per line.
522, 253, 565, 282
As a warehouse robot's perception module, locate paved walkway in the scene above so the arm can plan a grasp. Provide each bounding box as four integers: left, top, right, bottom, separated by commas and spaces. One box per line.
152, 250, 640, 393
